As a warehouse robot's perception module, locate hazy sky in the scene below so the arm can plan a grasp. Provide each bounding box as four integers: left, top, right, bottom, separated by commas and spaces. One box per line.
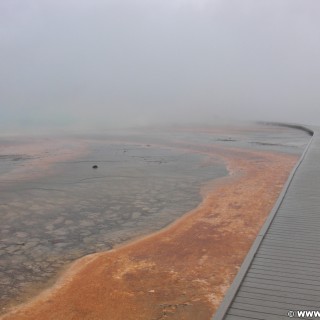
1, 0, 320, 130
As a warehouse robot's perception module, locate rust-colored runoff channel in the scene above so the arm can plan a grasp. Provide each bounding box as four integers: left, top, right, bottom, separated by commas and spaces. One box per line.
1, 145, 298, 320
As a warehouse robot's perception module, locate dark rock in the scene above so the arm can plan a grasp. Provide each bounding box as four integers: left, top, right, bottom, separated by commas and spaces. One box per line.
92, 165, 98, 169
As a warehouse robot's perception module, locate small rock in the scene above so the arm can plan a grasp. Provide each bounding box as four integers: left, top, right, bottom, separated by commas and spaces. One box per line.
92, 165, 98, 169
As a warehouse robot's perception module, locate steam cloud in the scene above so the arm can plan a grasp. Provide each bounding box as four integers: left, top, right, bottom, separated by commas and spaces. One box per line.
1, 0, 320, 131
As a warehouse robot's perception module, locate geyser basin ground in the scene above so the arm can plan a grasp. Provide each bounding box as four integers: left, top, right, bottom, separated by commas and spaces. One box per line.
0, 124, 309, 319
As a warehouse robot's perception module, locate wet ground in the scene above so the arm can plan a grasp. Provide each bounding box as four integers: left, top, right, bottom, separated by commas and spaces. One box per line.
0, 124, 310, 313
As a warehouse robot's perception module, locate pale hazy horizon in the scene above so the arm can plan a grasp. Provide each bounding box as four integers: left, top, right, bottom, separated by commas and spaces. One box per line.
1, 0, 320, 132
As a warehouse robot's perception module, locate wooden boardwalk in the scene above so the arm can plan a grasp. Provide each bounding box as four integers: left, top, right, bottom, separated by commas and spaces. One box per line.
213, 126, 320, 320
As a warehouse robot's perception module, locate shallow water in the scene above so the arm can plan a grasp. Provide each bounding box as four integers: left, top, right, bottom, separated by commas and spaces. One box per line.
0, 124, 310, 311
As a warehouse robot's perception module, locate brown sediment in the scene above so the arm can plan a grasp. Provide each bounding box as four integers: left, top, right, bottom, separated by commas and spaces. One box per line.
1, 145, 298, 320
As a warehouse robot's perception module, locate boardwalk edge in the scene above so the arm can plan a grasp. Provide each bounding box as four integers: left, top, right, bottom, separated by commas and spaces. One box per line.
212, 123, 315, 320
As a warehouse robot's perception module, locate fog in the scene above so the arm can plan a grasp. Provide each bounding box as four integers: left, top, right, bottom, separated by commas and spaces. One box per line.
1, 0, 320, 132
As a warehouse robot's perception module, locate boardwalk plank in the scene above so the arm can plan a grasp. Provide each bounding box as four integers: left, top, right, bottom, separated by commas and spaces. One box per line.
227, 308, 289, 320
246, 272, 320, 286
235, 293, 319, 309
240, 284, 320, 302
242, 280, 320, 295
249, 268, 320, 283
231, 302, 289, 316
